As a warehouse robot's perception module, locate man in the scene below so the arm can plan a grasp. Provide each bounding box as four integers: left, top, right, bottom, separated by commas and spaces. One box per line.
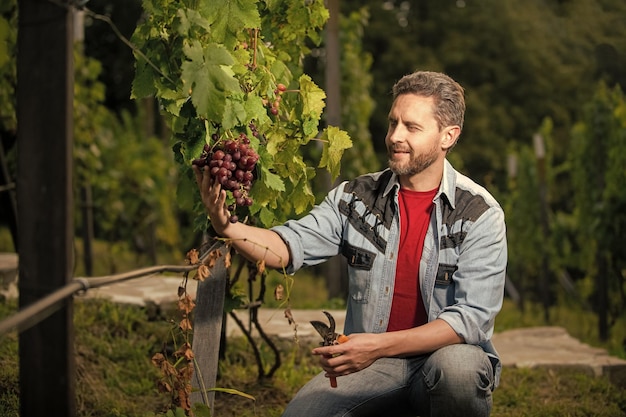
194, 71, 507, 417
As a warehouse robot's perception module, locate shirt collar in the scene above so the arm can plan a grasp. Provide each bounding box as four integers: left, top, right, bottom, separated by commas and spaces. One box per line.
381, 160, 456, 209
436, 159, 455, 209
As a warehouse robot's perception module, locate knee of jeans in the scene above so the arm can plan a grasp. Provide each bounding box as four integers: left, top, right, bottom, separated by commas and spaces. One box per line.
422, 345, 493, 393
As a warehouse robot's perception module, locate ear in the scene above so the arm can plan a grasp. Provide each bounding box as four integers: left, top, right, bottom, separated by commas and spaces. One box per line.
441, 125, 461, 151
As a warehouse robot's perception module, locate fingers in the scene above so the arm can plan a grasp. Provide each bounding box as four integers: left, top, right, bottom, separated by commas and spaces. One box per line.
192, 164, 204, 187
316, 351, 344, 374
194, 165, 220, 206
313, 344, 344, 357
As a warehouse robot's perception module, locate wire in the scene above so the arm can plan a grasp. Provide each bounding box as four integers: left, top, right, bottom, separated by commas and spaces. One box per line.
0, 241, 224, 337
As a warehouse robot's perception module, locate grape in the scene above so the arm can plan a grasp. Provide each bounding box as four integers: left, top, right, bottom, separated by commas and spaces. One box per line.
192, 158, 206, 167
212, 150, 225, 160
191, 130, 260, 224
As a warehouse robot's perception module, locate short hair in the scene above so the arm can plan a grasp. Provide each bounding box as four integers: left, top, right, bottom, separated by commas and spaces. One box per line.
392, 71, 465, 132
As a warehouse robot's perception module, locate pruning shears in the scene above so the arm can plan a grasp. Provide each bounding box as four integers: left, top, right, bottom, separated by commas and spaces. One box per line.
310, 310, 349, 388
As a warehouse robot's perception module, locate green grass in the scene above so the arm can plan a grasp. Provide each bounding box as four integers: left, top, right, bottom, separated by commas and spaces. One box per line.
494, 367, 626, 416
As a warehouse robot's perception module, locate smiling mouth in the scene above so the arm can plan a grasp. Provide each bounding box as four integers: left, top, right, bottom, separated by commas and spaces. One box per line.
389, 147, 411, 158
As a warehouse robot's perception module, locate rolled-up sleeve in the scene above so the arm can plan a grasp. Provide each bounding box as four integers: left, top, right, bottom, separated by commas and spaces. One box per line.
270, 183, 347, 274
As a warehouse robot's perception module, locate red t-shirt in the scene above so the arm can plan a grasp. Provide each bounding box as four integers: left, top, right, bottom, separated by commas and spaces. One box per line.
386, 187, 437, 332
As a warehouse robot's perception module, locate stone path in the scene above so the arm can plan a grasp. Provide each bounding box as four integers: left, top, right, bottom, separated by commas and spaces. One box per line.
1, 256, 625, 387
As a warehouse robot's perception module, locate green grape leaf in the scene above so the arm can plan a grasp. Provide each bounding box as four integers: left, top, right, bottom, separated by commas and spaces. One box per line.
182, 40, 240, 121
289, 176, 315, 215
132, 57, 157, 99
298, 74, 326, 119
244, 95, 272, 127
260, 165, 286, 192
320, 126, 353, 181
160, 88, 191, 116
264, 130, 288, 157
301, 117, 319, 139
269, 59, 292, 86
222, 93, 247, 130
258, 206, 276, 228
176, 8, 211, 36
206, 0, 261, 48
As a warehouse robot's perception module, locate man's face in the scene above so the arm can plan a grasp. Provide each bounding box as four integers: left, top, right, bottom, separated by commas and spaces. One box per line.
385, 94, 448, 180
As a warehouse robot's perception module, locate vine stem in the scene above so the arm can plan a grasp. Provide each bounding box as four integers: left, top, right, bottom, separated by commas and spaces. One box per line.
46, 0, 177, 87
192, 357, 211, 407
212, 236, 289, 271
251, 28, 259, 70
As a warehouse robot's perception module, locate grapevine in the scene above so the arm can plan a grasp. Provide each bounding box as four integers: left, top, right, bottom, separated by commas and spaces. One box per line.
130, 1, 353, 413
131, 0, 352, 230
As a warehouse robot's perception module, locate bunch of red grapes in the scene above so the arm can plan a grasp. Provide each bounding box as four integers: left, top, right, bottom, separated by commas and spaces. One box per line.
192, 131, 259, 223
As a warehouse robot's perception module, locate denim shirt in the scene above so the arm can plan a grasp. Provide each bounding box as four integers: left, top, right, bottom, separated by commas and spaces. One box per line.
271, 160, 507, 385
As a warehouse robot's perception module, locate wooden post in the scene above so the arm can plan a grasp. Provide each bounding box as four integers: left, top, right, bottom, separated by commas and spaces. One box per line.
322, 0, 349, 300
16, 1, 75, 416
191, 242, 228, 409
533, 133, 551, 323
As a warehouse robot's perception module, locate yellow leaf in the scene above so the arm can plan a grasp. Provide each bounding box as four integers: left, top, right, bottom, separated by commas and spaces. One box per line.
186, 248, 200, 264
195, 264, 210, 282
257, 259, 266, 276
180, 317, 193, 332
178, 294, 196, 315
274, 284, 284, 301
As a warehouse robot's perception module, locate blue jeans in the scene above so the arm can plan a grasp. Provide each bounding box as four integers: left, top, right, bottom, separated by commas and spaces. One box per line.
281, 344, 494, 417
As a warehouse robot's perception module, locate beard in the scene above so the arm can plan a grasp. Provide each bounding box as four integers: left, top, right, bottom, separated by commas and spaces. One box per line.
387, 142, 439, 176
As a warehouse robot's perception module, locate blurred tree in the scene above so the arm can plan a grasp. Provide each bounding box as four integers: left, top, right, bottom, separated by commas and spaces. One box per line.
340, 0, 626, 193
0, 1, 17, 248
569, 81, 626, 341
74, 45, 183, 271
82, 0, 144, 114
503, 119, 560, 321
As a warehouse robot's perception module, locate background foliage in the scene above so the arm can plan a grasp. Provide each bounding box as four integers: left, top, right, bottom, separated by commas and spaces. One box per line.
0, 2, 625, 414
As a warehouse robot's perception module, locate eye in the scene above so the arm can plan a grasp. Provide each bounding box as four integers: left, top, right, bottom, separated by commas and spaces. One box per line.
407, 123, 422, 132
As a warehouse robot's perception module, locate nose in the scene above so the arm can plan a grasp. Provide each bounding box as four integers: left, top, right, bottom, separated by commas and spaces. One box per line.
386, 124, 404, 144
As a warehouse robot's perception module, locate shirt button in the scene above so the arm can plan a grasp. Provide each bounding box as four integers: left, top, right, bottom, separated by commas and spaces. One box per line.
385, 286, 389, 295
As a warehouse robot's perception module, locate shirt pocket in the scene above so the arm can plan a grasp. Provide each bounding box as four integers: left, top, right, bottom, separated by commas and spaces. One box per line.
434, 263, 457, 306
435, 263, 457, 286
341, 242, 376, 303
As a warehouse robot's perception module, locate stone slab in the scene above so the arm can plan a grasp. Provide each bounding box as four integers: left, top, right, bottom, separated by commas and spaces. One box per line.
492, 326, 626, 387
0, 252, 18, 301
